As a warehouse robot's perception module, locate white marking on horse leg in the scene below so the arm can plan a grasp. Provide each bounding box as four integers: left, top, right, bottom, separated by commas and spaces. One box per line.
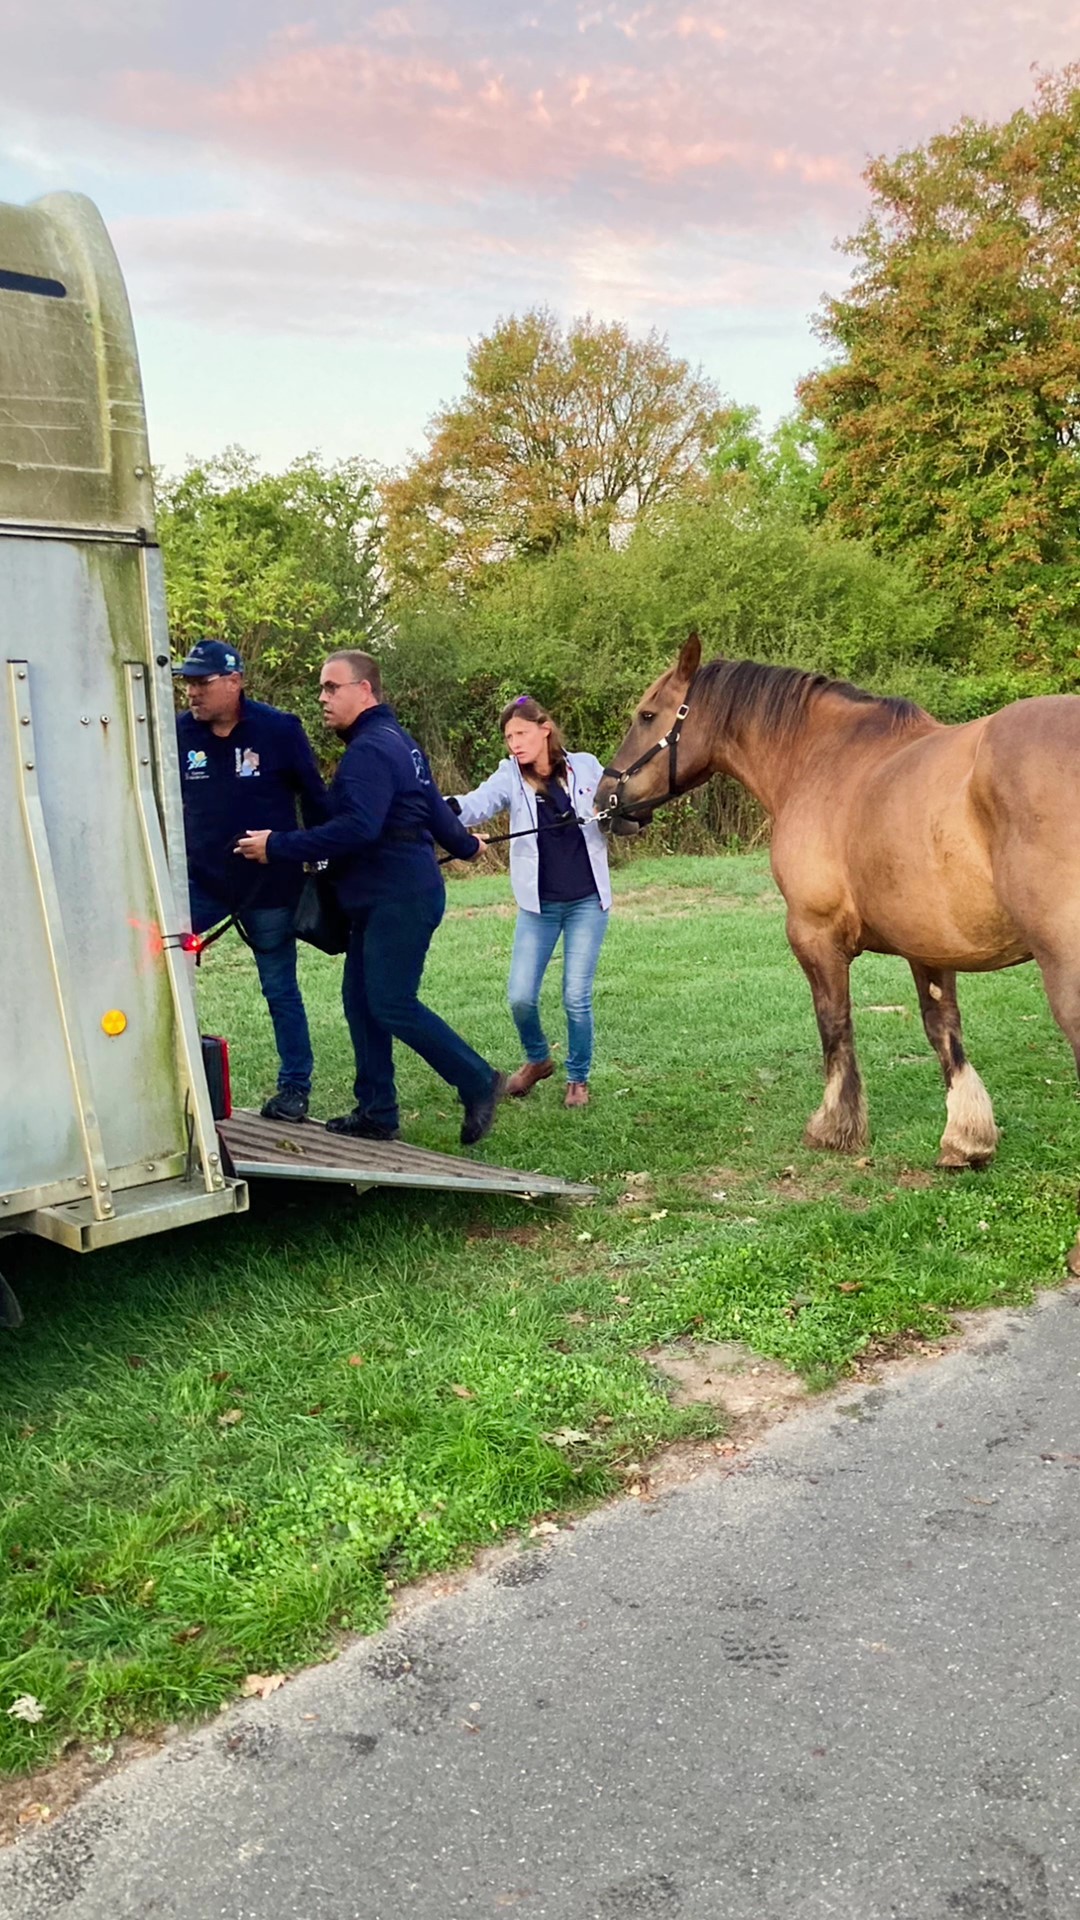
938, 1062, 999, 1167
804, 1059, 869, 1153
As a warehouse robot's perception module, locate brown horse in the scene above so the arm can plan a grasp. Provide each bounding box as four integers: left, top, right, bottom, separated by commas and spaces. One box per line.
597, 635, 1080, 1249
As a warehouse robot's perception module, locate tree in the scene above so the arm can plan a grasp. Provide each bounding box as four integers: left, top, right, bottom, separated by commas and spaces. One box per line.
157, 448, 384, 716
708, 405, 831, 521
382, 308, 729, 588
800, 67, 1080, 669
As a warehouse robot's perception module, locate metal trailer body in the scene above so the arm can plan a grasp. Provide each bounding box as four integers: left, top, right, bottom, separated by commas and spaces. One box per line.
0, 193, 592, 1324
0, 191, 247, 1318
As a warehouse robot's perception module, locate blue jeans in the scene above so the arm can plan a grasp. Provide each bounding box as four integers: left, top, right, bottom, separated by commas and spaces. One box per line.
508, 896, 609, 1084
190, 885, 314, 1093
343, 890, 495, 1130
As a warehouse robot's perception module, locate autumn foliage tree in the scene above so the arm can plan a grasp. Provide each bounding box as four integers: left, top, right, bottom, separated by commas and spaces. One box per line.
801, 67, 1080, 671
383, 308, 729, 587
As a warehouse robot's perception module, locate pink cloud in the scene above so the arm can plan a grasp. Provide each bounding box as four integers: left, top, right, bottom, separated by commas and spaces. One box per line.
93, 0, 1080, 244
111, 39, 857, 229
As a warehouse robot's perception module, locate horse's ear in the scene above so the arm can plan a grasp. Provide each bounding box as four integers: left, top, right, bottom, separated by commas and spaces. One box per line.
676, 632, 701, 684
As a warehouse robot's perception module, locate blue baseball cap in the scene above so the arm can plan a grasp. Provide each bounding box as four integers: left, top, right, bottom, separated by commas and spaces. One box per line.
173, 639, 244, 678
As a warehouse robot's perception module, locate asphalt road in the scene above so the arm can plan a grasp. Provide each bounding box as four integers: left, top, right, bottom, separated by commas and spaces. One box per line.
4, 1291, 1080, 1920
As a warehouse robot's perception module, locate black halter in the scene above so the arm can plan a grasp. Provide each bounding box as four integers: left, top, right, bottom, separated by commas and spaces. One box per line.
597, 691, 693, 824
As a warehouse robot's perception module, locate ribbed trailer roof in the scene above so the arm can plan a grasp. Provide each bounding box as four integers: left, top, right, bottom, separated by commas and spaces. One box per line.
0, 193, 156, 534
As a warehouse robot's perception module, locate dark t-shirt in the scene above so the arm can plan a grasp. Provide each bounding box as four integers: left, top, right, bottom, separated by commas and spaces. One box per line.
536, 780, 598, 905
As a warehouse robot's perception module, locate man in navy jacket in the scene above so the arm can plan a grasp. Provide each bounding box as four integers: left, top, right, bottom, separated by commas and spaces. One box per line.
236, 650, 506, 1147
175, 639, 327, 1121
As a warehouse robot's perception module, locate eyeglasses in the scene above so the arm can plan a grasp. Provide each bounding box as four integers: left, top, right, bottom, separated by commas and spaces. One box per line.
319, 679, 359, 695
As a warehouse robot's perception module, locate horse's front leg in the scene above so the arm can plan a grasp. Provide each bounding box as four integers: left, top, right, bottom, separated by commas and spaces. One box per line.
910, 963, 999, 1169
789, 929, 868, 1153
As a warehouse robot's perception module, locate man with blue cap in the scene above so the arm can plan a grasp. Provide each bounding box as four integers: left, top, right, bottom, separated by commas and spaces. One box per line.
175, 639, 327, 1121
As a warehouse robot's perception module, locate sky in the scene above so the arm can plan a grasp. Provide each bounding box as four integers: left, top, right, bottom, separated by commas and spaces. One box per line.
2, 2, 1078, 479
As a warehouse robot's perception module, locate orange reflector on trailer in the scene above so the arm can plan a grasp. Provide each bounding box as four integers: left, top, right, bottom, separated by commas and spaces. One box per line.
101, 1008, 127, 1036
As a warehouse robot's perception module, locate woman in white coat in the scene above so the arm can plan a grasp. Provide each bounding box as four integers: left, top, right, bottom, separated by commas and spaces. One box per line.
450, 695, 611, 1108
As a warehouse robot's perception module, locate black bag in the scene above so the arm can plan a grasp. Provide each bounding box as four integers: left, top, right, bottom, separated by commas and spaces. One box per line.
292, 869, 350, 955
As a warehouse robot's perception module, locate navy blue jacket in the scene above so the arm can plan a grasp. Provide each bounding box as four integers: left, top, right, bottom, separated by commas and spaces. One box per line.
178, 698, 327, 911
266, 704, 480, 908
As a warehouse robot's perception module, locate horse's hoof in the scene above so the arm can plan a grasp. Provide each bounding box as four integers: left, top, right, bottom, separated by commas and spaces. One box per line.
936, 1149, 995, 1171
803, 1123, 868, 1155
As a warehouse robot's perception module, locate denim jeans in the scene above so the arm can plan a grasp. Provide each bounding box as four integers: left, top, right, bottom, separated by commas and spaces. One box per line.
190, 885, 313, 1093
507, 895, 609, 1083
343, 889, 494, 1130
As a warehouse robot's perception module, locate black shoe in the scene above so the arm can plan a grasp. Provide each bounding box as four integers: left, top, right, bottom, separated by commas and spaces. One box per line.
460, 1071, 507, 1148
260, 1087, 309, 1121
325, 1109, 401, 1142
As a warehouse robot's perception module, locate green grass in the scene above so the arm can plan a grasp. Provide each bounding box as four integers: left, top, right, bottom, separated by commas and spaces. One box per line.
2, 852, 1078, 1773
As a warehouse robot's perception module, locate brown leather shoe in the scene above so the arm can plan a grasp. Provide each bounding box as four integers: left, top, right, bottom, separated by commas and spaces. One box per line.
507, 1058, 554, 1098
564, 1081, 589, 1108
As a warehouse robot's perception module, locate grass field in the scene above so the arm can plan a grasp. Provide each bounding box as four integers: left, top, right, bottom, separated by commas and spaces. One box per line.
3, 852, 1079, 1776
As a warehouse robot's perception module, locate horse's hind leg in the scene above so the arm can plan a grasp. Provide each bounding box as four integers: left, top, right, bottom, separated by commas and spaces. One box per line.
910, 964, 999, 1168
789, 930, 869, 1152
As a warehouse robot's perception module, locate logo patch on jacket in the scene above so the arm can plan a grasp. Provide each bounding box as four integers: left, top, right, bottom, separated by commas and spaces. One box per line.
411, 748, 430, 787
186, 748, 208, 778
236, 748, 261, 777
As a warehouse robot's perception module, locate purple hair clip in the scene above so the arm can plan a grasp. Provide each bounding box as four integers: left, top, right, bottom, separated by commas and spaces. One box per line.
514, 694, 530, 705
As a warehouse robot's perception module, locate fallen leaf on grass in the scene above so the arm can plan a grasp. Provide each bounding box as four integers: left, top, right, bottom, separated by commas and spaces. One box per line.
173, 1624, 204, 1644
7, 1695, 44, 1723
529, 1521, 560, 1537
209, 1370, 231, 1385
347, 1354, 365, 1367
217, 1408, 244, 1427
565, 1310, 590, 1325
545, 1428, 590, 1448
16, 1804, 50, 1825
838, 1281, 863, 1294
241, 1673, 287, 1700
614, 1295, 631, 1305
450, 1384, 474, 1399
649, 1209, 669, 1221
576, 1231, 593, 1243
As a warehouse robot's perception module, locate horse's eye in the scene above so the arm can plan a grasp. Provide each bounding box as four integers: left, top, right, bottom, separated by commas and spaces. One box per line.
639, 709, 656, 724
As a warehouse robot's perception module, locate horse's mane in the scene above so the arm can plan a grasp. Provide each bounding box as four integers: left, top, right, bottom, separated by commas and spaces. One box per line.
693, 658, 930, 743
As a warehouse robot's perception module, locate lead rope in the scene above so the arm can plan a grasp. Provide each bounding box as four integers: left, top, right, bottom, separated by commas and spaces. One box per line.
437, 809, 586, 866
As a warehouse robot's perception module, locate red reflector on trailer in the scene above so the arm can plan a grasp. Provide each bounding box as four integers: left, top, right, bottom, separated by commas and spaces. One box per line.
179, 932, 204, 954
200, 1035, 232, 1120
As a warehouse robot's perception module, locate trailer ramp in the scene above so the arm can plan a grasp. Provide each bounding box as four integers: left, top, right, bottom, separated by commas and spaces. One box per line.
218, 1111, 596, 1201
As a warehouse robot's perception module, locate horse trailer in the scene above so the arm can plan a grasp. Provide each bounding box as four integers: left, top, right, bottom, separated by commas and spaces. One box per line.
0, 192, 589, 1325
0, 192, 249, 1322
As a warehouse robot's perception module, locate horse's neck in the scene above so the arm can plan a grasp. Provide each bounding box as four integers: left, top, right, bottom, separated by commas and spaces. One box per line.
706, 697, 919, 819
706, 721, 797, 819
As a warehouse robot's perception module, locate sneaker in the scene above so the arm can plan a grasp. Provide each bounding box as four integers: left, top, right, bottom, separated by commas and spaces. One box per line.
460, 1071, 508, 1147
260, 1087, 309, 1121
325, 1108, 401, 1142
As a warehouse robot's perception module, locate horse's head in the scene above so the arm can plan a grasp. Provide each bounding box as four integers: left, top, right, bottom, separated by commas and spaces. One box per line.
596, 633, 708, 835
